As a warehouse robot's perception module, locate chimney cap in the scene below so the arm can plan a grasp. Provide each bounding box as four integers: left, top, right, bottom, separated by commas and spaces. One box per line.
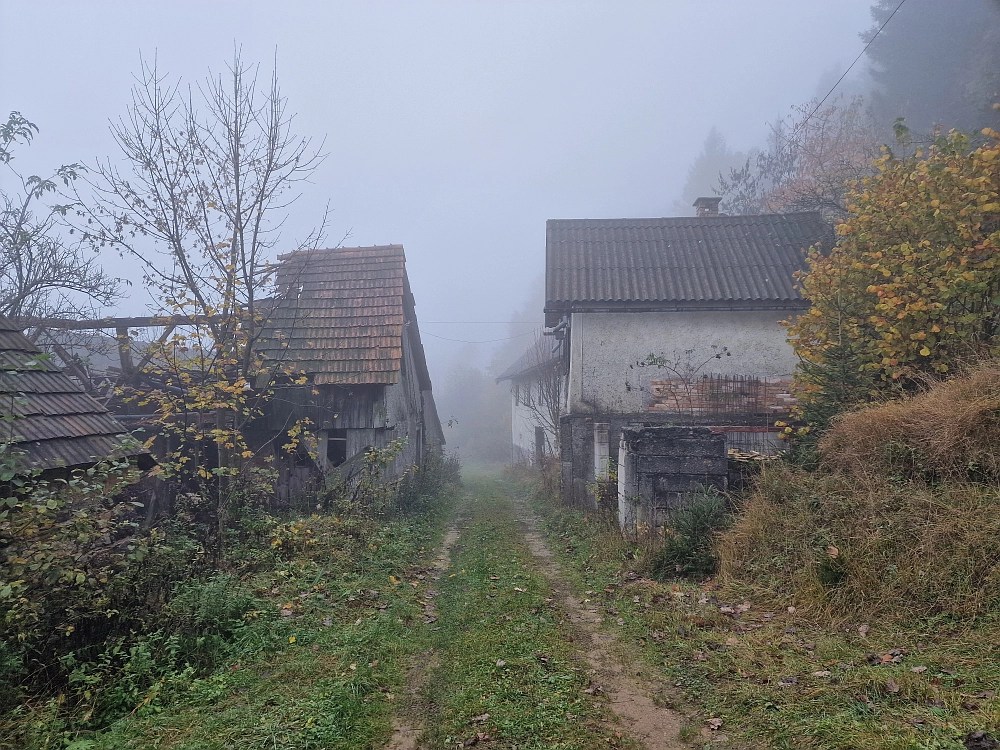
693, 196, 722, 216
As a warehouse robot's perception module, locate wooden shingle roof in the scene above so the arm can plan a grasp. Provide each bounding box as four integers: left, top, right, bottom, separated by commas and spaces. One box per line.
258, 245, 409, 386
0, 314, 148, 472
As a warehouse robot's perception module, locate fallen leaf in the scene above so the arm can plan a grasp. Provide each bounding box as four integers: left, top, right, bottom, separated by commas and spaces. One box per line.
778, 677, 799, 687
706, 718, 723, 730
496, 659, 506, 667
470, 713, 490, 724
812, 670, 831, 678
886, 678, 900, 694
911, 666, 928, 674
787, 606, 796, 614
858, 624, 869, 637
513, 587, 526, 593
827, 546, 839, 558
322, 617, 333, 627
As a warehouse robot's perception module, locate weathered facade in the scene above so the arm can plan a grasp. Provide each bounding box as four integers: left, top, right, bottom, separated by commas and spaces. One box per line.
496, 340, 561, 465
254, 245, 443, 494
0, 313, 149, 476
617, 425, 727, 535
545, 201, 831, 506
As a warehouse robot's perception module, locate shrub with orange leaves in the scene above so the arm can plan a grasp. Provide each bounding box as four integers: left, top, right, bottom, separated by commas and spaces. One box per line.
787, 128, 1000, 424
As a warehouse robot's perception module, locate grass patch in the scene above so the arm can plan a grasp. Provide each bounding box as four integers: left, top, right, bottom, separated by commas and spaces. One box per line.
420, 478, 634, 749
3, 488, 458, 750
526, 476, 1000, 750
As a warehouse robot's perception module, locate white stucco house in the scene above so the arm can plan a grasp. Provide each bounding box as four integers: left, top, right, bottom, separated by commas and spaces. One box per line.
544, 197, 832, 505
496, 338, 562, 465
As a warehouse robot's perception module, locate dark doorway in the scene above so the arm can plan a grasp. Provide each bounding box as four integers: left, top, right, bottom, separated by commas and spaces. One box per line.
326, 429, 347, 466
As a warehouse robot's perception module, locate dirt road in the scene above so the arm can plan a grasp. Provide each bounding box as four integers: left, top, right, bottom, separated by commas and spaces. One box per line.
386, 478, 686, 749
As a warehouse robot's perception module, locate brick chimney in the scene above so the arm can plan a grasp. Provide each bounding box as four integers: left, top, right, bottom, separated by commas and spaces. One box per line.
693, 196, 722, 217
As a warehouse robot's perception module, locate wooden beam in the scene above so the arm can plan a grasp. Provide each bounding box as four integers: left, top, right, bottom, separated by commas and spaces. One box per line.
42, 335, 96, 393
133, 324, 176, 373
116, 326, 134, 377
11, 315, 219, 331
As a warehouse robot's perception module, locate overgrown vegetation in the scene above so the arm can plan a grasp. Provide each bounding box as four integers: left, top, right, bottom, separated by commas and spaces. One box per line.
0, 441, 460, 749
787, 127, 1000, 433
528, 362, 1000, 749
647, 490, 730, 580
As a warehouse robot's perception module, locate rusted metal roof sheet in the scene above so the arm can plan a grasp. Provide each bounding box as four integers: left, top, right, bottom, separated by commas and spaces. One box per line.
0, 314, 149, 472
545, 213, 832, 324
258, 245, 408, 386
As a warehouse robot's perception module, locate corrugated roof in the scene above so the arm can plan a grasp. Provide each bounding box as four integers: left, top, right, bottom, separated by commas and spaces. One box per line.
545, 213, 831, 322
496, 340, 560, 383
257, 245, 409, 386
0, 314, 149, 472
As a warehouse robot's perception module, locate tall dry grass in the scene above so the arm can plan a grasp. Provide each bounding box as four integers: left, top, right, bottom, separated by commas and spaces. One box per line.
718, 465, 1000, 621
719, 366, 1000, 622
818, 363, 1000, 481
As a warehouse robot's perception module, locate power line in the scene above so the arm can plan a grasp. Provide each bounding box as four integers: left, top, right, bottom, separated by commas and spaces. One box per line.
801, 0, 907, 128
421, 328, 540, 345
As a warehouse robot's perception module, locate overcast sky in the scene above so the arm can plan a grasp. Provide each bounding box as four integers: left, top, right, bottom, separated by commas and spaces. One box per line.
0, 0, 874, 377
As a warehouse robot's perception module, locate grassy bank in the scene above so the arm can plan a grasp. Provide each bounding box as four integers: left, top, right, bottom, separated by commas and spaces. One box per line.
528, 474, 1000, 750
419, 477, 633, 749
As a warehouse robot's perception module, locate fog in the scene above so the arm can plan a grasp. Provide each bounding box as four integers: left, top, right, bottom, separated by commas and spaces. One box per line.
5, 1, 994, 461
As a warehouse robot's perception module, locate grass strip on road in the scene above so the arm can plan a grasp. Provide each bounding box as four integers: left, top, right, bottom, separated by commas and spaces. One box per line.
420, 478, 636, 749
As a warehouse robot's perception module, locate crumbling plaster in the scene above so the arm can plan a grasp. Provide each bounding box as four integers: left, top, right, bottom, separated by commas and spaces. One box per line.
566, 310, 801, 415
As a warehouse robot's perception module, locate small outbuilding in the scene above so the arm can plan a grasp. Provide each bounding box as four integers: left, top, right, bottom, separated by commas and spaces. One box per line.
253, 245, 443, 496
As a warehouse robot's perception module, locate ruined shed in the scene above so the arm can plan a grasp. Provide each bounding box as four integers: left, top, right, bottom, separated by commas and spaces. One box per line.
0, 313, 150, 475
254, 245, 443, 487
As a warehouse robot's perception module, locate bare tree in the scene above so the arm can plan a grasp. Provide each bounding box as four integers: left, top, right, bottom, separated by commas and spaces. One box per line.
78, 51, 328, 379
73, 52, 331, 543
717, 96, 880, 222
0, 112, 119, 319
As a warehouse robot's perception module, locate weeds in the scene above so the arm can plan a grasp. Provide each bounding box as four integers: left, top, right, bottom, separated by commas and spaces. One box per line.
1, 445, 461, 749
647, 490, 730, 580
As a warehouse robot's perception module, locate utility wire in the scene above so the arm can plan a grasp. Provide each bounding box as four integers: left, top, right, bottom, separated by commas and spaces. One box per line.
421, 328, 541, 345
800, 0, 907, 129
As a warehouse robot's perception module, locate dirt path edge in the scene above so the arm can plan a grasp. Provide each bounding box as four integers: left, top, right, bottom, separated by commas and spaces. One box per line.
512, 497, 688, 750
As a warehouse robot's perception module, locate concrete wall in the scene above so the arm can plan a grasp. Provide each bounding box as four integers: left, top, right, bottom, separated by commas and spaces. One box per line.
566, 310, 800, 415
617, 425, 727, 536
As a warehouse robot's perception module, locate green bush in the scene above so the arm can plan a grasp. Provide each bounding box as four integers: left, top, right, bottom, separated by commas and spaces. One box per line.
648, 490, 731, 579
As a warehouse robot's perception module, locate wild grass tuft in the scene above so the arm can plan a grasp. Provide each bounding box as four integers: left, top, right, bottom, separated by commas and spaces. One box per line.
647, 490, 730, 580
